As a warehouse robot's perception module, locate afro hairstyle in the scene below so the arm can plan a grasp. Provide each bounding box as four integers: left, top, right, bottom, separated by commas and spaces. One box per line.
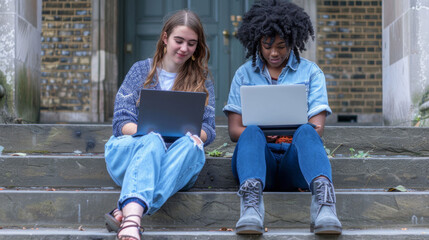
237, 0, 314, 66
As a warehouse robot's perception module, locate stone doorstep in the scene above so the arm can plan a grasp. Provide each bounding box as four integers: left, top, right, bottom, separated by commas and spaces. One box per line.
0, 190, 428, 229
1, 124, 429, 156
0, 228, 428, 240
1, 155, 429, 190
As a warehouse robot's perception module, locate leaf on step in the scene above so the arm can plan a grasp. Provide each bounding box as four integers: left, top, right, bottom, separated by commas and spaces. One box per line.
415, 121, 421, 127
218, 227, 233, 231
78, 225, 85, 231
388, 185, 407, 192
207, 149, 223, 157
11, 152, 27, 156
265, 227, 268, 232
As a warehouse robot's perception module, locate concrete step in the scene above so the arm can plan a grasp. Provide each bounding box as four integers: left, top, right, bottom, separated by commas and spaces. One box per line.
1, 155, 429, 190
1, 190, 428, 229
1, 124, 429, 156
0, 228, 428, 240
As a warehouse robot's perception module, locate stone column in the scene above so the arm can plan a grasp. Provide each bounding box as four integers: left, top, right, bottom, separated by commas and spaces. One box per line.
383, 0, 429, 126
291, 0, 317, 62
0, 0, 42, 123
91, 0, 118, 122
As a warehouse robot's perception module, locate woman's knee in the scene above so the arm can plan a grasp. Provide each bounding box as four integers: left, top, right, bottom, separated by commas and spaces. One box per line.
294, 124, 318, 138
299, 123, 315, 132
166, 136, 205, 167
240, 125, 265, 140
173, 133, 205, 152
140, 132, 167, 150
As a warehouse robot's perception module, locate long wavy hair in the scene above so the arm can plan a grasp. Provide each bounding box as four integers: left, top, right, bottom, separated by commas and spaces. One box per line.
237, 0, 314, 66
143, 10, 211, 104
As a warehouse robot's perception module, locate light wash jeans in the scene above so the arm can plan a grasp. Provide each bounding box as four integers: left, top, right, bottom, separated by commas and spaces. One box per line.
105, 132, 205, 215
232, 124, 332, 191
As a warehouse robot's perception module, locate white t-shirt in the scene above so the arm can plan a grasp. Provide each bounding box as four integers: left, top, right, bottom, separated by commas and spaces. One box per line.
158, 68, 177, 90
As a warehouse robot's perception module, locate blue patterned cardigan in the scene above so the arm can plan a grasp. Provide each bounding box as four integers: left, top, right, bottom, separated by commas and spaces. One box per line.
112, 58, 216, 146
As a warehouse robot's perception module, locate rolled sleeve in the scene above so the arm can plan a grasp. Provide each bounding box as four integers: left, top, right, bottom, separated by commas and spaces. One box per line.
223, 70, 243, 116
307, 67, 332, 119
308, 104, 332, 119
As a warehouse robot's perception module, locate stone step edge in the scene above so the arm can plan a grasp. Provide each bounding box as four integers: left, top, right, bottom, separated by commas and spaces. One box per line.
0, 228, 427, 237
2, 124, 429, 156
2, 189, 428, 194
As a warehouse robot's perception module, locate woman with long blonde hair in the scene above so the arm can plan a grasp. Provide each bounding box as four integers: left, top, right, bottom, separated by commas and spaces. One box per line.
104, 10, 215, 240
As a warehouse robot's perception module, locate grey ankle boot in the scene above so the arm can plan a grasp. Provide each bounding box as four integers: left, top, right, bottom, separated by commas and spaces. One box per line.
310, 177, 342, 235
235, 179, 264, 234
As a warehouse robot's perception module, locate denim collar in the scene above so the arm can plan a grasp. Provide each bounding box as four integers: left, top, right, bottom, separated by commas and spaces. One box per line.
253, 51, 299, 73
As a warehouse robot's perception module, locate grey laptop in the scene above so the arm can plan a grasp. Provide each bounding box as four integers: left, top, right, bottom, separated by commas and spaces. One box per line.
134, 89, 206, 142
240, 84, 312, 136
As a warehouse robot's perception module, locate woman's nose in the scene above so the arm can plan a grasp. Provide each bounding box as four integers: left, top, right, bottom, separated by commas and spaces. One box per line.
270, 49, 278, 56
180, 44, 188, 52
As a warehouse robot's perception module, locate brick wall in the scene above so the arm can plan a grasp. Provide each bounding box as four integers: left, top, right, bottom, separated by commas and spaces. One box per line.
40, 0, 92, 112
317, 0, 382, 120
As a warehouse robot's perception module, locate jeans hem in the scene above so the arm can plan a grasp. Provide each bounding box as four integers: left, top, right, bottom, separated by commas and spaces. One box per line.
240, 177, 264, 189
118, 194, 151, 215
310, 174, 332, 183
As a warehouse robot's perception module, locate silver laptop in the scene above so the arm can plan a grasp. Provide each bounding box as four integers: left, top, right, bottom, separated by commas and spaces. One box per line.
134, 89, 206, 142
240, 84, 311, 135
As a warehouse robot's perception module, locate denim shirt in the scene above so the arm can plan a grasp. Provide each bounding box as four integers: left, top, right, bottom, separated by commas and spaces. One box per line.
223, 52, 332, 119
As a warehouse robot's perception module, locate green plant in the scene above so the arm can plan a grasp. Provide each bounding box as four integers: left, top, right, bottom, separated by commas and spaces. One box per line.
349, 148, 371, 158
324, 146, 331, 156
207, 143, 228, 157
324, 144, 342, 158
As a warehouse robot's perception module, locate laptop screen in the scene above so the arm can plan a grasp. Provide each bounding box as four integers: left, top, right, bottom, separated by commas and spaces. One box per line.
240, 84, 308, 127
135, 89, 206, 140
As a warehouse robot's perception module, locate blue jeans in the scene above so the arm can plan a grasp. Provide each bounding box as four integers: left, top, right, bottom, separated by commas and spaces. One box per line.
105, 132, 205, 215
232, 124, 332, 191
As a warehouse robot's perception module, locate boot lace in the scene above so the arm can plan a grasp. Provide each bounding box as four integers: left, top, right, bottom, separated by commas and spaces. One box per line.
315, 180, 336, 210
238, 180, 261, 209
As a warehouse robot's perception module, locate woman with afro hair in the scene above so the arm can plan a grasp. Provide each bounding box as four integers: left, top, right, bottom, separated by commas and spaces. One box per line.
223, 0, 342, 235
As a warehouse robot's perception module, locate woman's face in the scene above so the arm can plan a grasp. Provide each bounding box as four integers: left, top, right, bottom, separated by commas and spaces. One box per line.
163, 25, 198, 69
260, 35, 290, 70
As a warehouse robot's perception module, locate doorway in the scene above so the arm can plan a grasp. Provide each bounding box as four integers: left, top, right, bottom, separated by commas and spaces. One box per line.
119, 0, 253, 117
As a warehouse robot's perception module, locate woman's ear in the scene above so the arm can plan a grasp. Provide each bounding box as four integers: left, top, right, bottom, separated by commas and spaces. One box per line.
162, 32, 168, 45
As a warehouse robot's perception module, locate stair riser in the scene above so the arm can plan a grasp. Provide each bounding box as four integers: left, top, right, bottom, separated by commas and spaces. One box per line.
0, 124, 109, 153
1, 191, 428, 229
2, 125, 429, 156
1, 156, 429, 190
